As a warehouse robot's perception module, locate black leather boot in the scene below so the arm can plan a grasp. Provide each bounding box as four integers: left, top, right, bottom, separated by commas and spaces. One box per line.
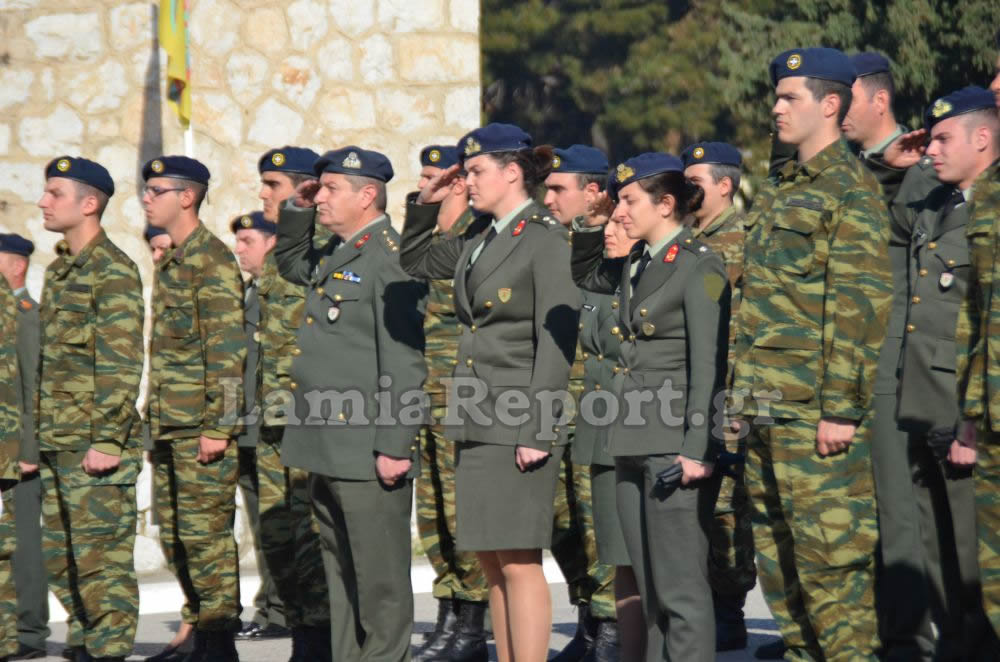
754, 638, 787, 659
417, 598, 458, 654
424, 600, 488, 662
714, 591, 748, 651
551, 604, 597, 662
73, 650, 92, 662
305, 625, 332, 662
582, 620, 619, 662
182, 630, 239, 662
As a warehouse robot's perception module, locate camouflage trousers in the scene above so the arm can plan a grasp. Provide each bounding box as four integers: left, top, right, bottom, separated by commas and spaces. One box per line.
152, 437, 241, 631
40, 451, 138, 658
708, 436, 757, 598
257, 428, 329, 627
551, 450, 616, 621
0, 481, 18, 659
745, 418, 879, 662
977, 430, 1000, 639
416, 409, 489, 602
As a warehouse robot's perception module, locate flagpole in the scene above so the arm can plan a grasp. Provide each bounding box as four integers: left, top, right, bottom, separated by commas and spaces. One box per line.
184, 123, 194, 158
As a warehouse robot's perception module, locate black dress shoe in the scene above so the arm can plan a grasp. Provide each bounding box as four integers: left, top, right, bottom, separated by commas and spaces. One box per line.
62, 647, 82, 660
755, 638, 787, 659
9, 644, 46, 660
235, 622, 290, 640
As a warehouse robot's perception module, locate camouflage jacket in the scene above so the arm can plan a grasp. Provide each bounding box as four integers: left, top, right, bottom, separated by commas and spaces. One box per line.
36, 231, 144, 456
733, 138, 892, 422
423, 208, 477, 408
149, 222, 246, 442
257, 252, 306, 427
1, 283, 20, 480
692, 204, 745, 380
957, 162, 1000, 429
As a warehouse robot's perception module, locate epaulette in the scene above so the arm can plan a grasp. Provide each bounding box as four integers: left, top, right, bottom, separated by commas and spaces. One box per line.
378, 228, 400, 254
528, 213, 562, 230
680, 236, 712, 256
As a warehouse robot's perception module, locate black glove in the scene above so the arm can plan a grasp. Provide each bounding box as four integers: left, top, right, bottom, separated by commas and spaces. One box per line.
926, 426, 954, 464
655, 462, 684, 490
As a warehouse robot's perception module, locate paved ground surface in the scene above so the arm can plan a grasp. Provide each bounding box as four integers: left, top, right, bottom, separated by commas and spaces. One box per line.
34, 568, 780, 660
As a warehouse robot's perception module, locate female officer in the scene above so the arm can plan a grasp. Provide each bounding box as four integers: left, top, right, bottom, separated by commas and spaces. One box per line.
574, 207, 645, 660
400, 123, 581, 662
571, 153, 729, 662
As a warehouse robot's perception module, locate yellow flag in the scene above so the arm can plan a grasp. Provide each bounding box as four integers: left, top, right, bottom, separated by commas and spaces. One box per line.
159, 0, 191, 126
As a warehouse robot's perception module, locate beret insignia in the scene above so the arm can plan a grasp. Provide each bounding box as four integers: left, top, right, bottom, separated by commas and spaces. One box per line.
464, 138, 482, 156
931, 99, 953, 118
615, 163, 635, 183
271, 152, 286, 166
56, 158, 71, 172
342, 151, 362, 169
692, 147, 705, 159
552, 155, 562, 169
240, 215, 253, 228
787, 53, 802, 70
151, 159, 164, 173
428, 149, 441, 163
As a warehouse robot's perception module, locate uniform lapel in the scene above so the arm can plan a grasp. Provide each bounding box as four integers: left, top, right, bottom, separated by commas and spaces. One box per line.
465, 220, 521, 295
632, 231, 686, 309
453, 232, 483, 323
933, 195, 969, 240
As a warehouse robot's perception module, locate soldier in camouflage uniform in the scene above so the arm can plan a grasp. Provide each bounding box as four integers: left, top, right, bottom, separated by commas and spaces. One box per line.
144, 156, 246, 661
954, 94, 1000, 644
410, 145, 491, 662
35, 157, 144, 662
731, 49, 892, 661
682, 142, 754, 652
1, 280, 21, 662
542, 145, 619, 662
0, 233, 50, 660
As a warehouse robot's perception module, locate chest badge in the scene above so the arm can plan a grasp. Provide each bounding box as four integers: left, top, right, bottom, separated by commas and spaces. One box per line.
512, 219, 526, 237
641, 322, 656, 336
939, 272, 954, 289
498, 287, 512, 303
327, 306, 341, 323
664, 244, 679, 263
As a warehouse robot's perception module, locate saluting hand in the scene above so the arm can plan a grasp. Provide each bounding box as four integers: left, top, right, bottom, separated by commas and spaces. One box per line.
816, 417, 857, 456
81, 447, 122, 475
515, 445, 551, 472
197, 435, 230, 464
376, 453, 412, 487
950, 419, 979, 468
883, 129, 928, 169
583, 191, 615, 228
677, 456, 713, 485
417, 164, 462, 205
292, 179, 322, 208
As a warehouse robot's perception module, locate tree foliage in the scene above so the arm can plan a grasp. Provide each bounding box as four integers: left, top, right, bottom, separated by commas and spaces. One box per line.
482, 0, 999, 175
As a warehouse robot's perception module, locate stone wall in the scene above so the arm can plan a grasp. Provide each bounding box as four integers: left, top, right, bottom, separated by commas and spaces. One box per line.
1, 0, 481, 573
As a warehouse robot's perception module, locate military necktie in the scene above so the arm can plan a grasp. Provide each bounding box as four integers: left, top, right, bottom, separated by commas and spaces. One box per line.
466, 225, 497, 277
941, 187, 964, 219
630, 251, 651, 292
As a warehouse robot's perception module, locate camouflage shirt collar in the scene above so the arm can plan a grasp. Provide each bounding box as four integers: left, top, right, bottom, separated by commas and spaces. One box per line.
444, 207, 477, 240
164, 221, 208, 268
54, 228, 106, 278
782, 138, 850, 182
256, 252, 280, 296
692, 204, 741, 238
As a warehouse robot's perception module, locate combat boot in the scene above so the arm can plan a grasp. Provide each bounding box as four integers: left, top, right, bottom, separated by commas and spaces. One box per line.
582, 620, 619, 662
551, 604, 597, 662
754, 638, 787, 659
289, 625, 332, 662
288, 628, 308, 662
182, 630, 239, 662
424, 600, 488, 662
418, 598, 458, 654
714, 591, 748, 651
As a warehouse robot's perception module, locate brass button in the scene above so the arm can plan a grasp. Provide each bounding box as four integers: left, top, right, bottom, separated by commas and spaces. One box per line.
911, 296, 921, 304
334, 294, 343, 302
410, 445, 416, 452
289, 381, 298, 390
919, 268, 928, 277
293, 347, 302, 356
306, 316, 314, 324
337, 412, 346, 421
906, 324, 916, 333
448, 293, 454, 299
629, 334, 636, 341
947, 259, 956, 267
579, 323, 584, 330
319, 258, 325, 266
597, 354, 604, 361
639, 308, 648, 317
451, 359, 459, 366
623, 367, 630, 374
611, 301, 618, 309
928, 241, 937, 249
618, 334, 624, 341
611, 326, 620, 335
582, 352, 589, 359
612, 366, 619, 374
466, 358, 473, 367
470, 325, 477, 332
484, 300, 493, 308
316, 287, 324, 295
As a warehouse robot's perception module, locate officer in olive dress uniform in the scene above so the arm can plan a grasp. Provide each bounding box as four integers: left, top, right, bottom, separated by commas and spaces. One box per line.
273, 146, 427, 662
899, 87, 1000, 659
572, 152, 729, 662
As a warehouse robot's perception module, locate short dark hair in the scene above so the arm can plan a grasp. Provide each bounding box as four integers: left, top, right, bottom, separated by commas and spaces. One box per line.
858, 71, 895, 106
165, 177, 207, 212
636, 171, 704, 216
804, 77, 853, 124
490, 146, 555, 195
574, 173, 606, 191
72, 180, 110, 219
708, 164, 741, 198
962, 108, 1000, 147
344, 174, 387, 212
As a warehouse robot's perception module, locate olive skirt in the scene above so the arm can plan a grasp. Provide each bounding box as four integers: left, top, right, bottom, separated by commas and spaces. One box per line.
455, 441, 565, 551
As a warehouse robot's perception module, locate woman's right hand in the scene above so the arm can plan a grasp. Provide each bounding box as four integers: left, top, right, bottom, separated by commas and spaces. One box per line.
515, 445, 551, 472
417, 164, 462, 205
584, 190, 615, 227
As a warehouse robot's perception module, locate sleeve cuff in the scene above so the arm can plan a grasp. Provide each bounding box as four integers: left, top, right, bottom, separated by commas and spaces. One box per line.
374, 433, 419, 460
90, 441, 123, 457
201, 428, 234, 441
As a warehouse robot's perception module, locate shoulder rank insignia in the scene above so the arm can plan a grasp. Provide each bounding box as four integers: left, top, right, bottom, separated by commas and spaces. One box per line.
512, 219, 526, 236
664, 244, 679, 263
343, 151, 362, 169
355, 233, 371, 249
